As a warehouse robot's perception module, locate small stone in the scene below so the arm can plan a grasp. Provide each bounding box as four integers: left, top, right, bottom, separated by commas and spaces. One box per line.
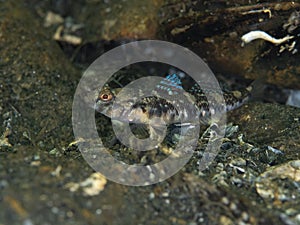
149, 192, 155, 200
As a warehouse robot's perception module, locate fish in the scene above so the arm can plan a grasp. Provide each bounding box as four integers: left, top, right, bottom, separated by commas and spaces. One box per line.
94, 72, 253, 128
93, 71, 258, 153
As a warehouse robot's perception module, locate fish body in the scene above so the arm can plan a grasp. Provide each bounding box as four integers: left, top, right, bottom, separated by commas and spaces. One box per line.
94, 72, 252, 127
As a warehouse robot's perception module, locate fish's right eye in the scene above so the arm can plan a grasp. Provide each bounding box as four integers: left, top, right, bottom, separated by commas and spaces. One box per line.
99, 92, 113, 102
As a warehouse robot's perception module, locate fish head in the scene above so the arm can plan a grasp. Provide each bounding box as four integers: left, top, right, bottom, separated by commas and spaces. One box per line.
94, 86, 117, 118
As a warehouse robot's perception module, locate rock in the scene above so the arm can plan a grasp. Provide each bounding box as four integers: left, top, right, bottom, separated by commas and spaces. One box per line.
0, 0, 79, 150
256, 160, 300, 224
63, 0, 164, 41
159, 1, 300, 89
229, 102, 300, 158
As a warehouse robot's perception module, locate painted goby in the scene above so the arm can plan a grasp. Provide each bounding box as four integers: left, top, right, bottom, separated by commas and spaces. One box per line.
94, 73, 253, 127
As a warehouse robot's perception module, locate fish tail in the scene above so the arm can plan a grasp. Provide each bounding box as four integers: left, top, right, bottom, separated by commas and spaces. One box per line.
247, 77, 266, 101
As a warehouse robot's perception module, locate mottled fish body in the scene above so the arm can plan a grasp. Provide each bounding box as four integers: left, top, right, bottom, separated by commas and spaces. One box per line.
94, 73, 252, 126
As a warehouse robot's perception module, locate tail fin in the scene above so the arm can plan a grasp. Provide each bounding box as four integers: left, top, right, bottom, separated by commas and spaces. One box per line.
224, 78, 265, 112
247, 77, 266, 102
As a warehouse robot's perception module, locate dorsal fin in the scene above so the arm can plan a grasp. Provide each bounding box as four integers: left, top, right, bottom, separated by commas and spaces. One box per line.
155, 73, 184, 96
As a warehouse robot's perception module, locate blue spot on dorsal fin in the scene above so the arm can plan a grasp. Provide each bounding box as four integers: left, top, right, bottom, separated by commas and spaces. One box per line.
156, 73, 184, 96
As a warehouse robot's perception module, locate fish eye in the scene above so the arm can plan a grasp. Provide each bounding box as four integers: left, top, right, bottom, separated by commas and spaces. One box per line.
98, 91, 113, 102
